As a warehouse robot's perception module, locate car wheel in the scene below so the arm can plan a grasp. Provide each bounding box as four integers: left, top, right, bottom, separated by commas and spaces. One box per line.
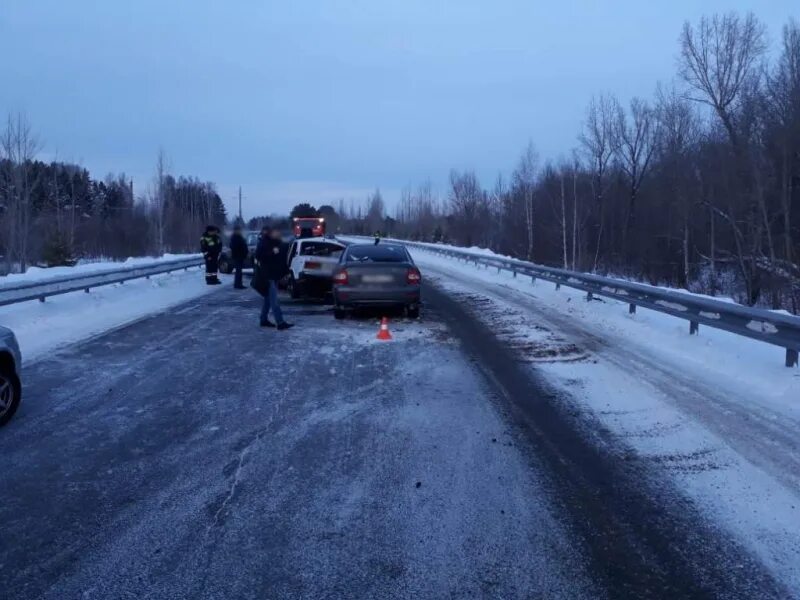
218, 256, 232, 274
288, 275, 301, 299
407, 305, 420, 319
334, 306, 346, 320
0, 363, 21, 427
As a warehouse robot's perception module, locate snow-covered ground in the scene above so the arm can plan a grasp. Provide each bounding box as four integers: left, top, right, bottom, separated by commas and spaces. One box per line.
410, 247, 800, 593
0, 259, 217, 362
0, 254, 200, 286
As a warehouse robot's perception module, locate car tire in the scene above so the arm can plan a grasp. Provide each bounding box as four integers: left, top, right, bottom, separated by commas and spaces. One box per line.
334, 306, 346, 320
218, 256, 232, 274
0, 363, 21, 427
288, 275, 301, 299
407, 305, 420, 319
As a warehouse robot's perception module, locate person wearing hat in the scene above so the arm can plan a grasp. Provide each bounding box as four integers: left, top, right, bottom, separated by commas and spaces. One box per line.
253, 226, 293, 330
200, 225, 223, 285
229, 224, 248, 289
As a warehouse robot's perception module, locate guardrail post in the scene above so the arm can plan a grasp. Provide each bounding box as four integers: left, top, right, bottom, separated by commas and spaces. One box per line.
531, 276, 536, 284
690, 321, 699, 335
555, 283, 561, 290
629, 303, 636, 314
497, 267, 501, 274
786, 348, 799, 368
512, 270, 517, 278
39, 296, 46, 303
84, 288, 90, 294
586, 291, 593, 301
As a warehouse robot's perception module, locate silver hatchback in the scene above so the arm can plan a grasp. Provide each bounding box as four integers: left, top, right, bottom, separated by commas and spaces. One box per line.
0, 326, 22, 426
332, 243, 421, 319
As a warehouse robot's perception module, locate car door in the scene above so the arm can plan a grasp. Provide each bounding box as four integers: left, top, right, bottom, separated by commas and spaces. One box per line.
287, 241, 303, 278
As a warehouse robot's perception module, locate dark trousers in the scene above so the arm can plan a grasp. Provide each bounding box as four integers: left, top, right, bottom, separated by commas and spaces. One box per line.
233, 259, 244, 287
204, 255, 219, 283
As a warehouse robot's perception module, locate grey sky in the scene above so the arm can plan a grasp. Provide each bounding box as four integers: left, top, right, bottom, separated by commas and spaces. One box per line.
1, 1, 795, 218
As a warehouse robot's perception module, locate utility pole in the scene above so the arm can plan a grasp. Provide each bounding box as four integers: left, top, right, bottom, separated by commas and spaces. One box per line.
238, 186, 243, 223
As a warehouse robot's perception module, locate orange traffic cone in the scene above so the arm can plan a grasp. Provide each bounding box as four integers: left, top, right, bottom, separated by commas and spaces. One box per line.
377, 317, 392, 340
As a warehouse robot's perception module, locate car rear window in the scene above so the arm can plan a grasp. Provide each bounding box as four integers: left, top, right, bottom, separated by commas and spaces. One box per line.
300, 242, 343, 257
346, 244, 408, 263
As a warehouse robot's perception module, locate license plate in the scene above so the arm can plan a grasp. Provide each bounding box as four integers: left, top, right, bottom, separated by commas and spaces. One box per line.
362, 274, 393, 283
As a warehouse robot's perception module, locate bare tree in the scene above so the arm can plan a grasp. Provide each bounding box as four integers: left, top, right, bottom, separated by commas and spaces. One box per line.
655, 84, 701, 286
679, 12, 767, 148
579, 94, 617, 269
365, 188, 385, 233
513, 142, 539, 260
152, 148, 169, 254
764, 18, 800, 305
449, 169, 486, 247
613, 97, 660, 257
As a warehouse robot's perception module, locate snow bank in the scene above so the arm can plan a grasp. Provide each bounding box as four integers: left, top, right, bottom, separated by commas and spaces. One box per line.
0, 254, 201, 286
413, 251, 800, 592
412, 249, 799, 403
0, 264, 217, 362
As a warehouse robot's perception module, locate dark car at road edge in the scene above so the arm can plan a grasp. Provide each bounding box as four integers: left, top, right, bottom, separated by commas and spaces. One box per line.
332, 242, 421, 319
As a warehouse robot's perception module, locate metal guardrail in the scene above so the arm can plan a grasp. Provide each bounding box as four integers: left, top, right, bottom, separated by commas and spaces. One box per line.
0, 256, 204, 308
381, 238, 800, 368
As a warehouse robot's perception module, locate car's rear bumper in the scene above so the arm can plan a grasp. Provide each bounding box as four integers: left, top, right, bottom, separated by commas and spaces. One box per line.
298, 273, 334, 294
334, 286, 420, 307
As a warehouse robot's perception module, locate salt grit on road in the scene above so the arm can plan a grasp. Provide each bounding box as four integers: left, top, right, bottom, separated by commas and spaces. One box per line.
0, 290, 597, 599
412, 249, 800, 593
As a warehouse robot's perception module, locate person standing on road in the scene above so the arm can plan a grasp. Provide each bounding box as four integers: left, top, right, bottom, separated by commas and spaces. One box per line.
200, 225, 222, 285
229, 224, 248, 289
253, 226, 294, 330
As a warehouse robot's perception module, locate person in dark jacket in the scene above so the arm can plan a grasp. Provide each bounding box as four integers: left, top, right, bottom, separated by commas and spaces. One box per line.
253, 226, 293, 330
200, 225, 222, 285
229, 225, 248, 289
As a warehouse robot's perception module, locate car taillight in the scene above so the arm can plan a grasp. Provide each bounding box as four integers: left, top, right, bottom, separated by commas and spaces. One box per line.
305, 261, 321, 270
407, 268, 421, 284
333, 270, 349, 285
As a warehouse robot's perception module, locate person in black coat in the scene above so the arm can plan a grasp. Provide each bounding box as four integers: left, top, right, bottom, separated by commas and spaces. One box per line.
253, 227, 293, 330
200, 225, 222, 285
229, 225, 248, 289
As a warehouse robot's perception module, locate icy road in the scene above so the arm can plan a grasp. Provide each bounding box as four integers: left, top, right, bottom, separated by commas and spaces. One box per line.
1, 274, 797, 598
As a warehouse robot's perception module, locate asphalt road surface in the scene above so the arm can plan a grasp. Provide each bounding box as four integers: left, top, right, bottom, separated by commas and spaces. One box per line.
0, 284, 789, 599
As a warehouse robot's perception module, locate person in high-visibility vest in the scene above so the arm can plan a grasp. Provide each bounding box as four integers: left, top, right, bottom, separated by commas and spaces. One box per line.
200, 225, 222, 285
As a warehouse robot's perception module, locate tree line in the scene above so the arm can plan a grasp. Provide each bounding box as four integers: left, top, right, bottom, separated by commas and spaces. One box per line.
0, 118, 226, 273
337, 13, 800, 311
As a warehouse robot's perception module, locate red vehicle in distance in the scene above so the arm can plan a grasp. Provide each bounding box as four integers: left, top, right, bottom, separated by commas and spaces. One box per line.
293, 217, 325, 238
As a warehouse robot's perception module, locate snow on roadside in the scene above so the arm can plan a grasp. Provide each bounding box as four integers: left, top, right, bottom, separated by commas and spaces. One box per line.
0, 266, 218, 362
0, 254, 201, 286
410, 247, 799, 412
412, 250, 800, 592
357, 236, 790, 310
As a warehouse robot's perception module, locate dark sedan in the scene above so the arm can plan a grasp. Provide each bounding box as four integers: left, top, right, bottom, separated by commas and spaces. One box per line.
332, 243, 421, 319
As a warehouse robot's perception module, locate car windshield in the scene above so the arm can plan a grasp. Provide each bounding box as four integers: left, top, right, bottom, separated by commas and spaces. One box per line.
346, 245, 407, 263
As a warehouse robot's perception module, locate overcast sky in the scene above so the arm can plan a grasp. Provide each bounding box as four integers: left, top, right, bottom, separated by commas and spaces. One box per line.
0, 1, 795, 218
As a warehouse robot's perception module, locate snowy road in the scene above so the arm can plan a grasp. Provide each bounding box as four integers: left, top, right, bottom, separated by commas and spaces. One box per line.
0, 282, 793, 598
